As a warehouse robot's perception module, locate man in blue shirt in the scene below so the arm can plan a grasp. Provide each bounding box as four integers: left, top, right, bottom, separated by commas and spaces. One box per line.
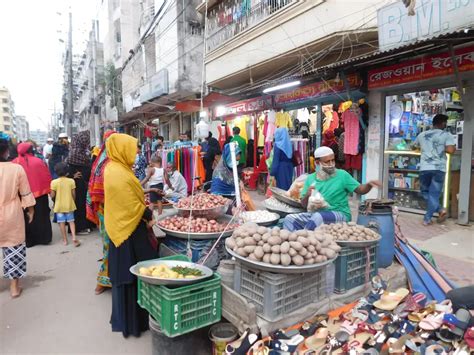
413, 114, 456, 226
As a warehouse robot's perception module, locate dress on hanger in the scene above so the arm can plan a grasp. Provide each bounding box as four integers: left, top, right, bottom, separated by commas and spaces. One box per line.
342, 108, 360, 155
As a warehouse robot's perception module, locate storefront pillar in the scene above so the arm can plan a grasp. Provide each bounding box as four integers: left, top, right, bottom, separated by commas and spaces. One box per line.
458, 80, 474, 225
365, 91, 385, 199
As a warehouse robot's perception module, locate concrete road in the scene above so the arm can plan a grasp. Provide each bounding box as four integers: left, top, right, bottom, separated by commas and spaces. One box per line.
0, 224, 151, 355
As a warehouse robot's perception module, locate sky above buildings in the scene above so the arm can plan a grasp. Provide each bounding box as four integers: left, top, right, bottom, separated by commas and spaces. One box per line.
0, 0, 97, 131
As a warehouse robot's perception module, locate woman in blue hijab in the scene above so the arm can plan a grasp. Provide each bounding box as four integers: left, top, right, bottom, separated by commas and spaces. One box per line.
211, 143, 241, 196
270, 127, 294, 190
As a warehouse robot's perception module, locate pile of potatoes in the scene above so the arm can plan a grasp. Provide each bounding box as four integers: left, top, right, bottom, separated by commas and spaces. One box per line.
225, 223, 341, 266
318, 222, 380, 242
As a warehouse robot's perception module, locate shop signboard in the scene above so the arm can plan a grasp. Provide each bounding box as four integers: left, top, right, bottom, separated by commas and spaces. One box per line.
274, 73, 362, 106
368, 45, 474, 89
378, 0, 474, 51
215, 96, 272, 118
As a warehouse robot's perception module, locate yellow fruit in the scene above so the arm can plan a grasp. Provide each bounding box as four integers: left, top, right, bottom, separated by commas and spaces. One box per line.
151, 270, 161, 277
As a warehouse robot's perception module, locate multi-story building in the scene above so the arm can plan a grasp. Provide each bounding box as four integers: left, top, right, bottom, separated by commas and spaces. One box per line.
116, 0, 204, 140
0, 87, 15, 138
73, 21, 105, 145
97, 0, 142, 123
29, 129, 48, 147
15, 115, 29, 142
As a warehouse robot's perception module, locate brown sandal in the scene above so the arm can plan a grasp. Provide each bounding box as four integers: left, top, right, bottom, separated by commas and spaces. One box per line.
73, 239, 81, 247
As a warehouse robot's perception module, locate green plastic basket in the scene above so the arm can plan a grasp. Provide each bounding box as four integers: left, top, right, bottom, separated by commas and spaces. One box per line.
334, 245, 378, 293
137, 255, 221, 337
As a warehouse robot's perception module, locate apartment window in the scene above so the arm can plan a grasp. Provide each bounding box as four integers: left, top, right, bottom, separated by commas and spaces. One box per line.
2, 99, 7, 104
3, 116, 9, 122
2, 107, 8, 113
4, 124, 10, 131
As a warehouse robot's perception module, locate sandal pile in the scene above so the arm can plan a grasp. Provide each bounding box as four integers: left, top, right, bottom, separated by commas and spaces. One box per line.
244, 277, 473, 354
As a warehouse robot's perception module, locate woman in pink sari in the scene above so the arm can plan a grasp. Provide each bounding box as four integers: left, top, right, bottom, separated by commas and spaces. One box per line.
13, 142, 53, 247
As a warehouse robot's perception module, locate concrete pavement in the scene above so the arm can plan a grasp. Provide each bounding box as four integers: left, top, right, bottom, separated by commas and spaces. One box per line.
0, 225, 150, 355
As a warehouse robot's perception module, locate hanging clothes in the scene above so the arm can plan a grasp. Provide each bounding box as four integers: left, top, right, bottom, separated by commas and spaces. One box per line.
342, 108, 360, 155
257, 113, 266, 147
265, 110, 277, 143
232, 115, 250, 142
276, 111, 293, 129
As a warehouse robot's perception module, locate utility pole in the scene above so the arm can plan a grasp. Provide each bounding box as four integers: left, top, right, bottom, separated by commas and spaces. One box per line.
66, 11, 74, 138
91, 20, 101, 146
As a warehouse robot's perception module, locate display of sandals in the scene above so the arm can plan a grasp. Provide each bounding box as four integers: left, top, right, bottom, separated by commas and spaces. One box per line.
243, 276, 472, 355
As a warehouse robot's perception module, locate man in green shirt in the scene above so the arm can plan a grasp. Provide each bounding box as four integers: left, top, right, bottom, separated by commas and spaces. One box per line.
283, 146, 381, 231
230, 127, 246, 175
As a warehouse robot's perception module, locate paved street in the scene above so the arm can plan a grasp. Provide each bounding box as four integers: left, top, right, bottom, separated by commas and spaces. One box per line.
0, 224, 150, 355
0, 192, 472, 354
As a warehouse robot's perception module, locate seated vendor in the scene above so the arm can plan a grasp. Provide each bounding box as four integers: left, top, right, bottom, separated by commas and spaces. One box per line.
162, 163, 188, 202
211, 143, 241, 197
283, 146, 381, 231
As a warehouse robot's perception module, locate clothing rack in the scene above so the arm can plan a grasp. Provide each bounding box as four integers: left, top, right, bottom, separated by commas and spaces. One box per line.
154, 146, 205, 194
290, 138, 309, 178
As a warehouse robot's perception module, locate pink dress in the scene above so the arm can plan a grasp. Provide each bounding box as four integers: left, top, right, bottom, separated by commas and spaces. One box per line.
0, 162, 36, 247
342, 109, 360, 155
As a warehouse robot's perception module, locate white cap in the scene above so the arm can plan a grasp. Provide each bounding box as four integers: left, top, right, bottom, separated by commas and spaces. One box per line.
58, 133, 68, 138
314, 146, 334, 158
47, 137, 54, 141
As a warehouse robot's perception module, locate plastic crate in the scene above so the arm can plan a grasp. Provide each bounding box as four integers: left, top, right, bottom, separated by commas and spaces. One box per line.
334, 245, 378, 294
233, 262, 327, 321
137, 255, 222, 337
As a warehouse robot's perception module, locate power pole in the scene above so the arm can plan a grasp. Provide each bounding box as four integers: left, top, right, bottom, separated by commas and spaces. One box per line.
91, 20, 101, 146
66, 11, 74, 138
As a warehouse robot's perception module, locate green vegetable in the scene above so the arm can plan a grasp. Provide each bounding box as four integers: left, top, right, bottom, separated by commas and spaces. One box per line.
171, 266, 203, 277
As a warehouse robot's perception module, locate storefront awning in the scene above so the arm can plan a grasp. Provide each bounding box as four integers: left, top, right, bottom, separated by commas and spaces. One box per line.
175, 92, 236, 113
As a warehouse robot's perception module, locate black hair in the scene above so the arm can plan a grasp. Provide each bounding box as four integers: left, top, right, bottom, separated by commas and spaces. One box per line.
137, 143, 142, 149
0, 138, 9, 160
233, 126, 240, 135
157, 135, 164, 141
54, 162, 69, 177
432, 114, 448, 127
151, 154, 162, 164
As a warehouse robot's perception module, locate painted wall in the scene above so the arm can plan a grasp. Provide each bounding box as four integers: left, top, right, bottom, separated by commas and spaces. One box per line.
205, 0, 385, 85
366, 91, 385, 199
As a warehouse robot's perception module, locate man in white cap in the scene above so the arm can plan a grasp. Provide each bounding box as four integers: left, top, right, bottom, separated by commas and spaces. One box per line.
48, 133, 70, 178
43, 138, 54, 165
283, 146, 381, 231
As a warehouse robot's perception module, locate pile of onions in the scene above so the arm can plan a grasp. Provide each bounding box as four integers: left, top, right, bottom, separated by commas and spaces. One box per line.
158, 216, 239, 233
176, 193, 229, 210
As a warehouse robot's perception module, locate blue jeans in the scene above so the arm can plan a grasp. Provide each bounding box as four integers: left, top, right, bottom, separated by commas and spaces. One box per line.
419, 170, 445, 222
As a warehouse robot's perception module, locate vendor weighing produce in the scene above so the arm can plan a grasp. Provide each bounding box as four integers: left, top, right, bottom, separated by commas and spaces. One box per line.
283, 146, 381, 231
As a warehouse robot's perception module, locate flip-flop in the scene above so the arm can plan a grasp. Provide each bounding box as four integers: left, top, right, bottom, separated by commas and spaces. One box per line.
441, 309, 472, 340
408, 303, 436, 322
435, 300, 453, 314
73, 239, 81, 247
373, 288, 410, 311
339, 320, 359, 336
437, 209, 447, 223
387, 334, 413, 354
419, 313, 445, 331
425, 343, 448, 355
305, 327, 328, 350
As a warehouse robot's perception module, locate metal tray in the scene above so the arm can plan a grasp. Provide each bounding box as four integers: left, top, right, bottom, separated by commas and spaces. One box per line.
157, 213, 238, 240
264, 200, 305, 218
130, 259, 213, 286
240, 211, 281, 227
335, 235, 381, 248
173, 200, 231, 218
226, 246, 336, 274
270, 187, 304, 208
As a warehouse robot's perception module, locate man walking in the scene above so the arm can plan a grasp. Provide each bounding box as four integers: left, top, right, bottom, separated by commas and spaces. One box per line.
414, 114, 455, 226
231, 126, 246, 175
43, 138, 54, 164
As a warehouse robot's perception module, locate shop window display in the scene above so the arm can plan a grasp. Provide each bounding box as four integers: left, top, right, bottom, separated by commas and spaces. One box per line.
385, 88, 463, 212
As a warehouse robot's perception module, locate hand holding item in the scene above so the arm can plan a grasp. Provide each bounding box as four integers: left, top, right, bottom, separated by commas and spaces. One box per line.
73, 171, 83, 179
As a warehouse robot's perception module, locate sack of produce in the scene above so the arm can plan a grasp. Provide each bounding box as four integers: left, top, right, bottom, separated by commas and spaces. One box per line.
286, 174, 307, 200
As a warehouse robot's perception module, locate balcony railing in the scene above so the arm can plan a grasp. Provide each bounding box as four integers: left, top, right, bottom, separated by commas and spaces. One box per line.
206, 0, 295, 52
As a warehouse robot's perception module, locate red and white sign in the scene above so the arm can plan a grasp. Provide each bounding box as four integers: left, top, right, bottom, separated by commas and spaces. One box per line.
368, 46, 474, 89
215, 96, 272, 118
274, 74, 362, 105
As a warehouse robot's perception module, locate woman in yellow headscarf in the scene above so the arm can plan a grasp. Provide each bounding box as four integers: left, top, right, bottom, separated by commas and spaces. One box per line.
104, 133, 157, 338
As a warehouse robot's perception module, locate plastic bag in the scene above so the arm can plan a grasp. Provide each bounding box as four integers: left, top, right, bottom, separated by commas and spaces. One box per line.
286, 173, 308, 200
307, 185, 329, 212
